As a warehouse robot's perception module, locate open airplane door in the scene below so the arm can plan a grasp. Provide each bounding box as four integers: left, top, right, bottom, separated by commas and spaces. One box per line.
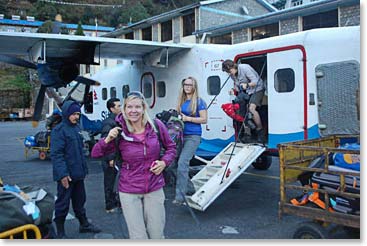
186, 142, 265, 211
267, 49, 305, 148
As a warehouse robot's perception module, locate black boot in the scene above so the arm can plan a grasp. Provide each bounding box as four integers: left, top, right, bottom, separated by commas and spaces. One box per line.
54, 218, 68, 239
77, 215, 101, 233
256, 128, 265, 143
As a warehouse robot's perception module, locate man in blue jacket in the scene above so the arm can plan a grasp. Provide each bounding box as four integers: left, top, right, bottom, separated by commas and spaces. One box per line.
51, 100, 101, 238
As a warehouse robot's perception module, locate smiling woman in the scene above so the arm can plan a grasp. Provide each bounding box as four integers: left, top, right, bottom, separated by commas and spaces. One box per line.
91, 90, 177, 239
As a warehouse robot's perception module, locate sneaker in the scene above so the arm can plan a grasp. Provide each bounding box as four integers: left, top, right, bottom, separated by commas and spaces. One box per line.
105, 208, 116, 213
172, 199, 186, 206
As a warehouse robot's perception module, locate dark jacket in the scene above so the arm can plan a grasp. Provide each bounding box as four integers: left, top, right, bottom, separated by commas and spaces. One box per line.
50, 101, 88, 182
101, 112, 117, 162
91, 114, 176, 194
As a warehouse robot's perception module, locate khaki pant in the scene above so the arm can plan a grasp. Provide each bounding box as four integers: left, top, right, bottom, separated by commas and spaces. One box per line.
119, 188, 165, 239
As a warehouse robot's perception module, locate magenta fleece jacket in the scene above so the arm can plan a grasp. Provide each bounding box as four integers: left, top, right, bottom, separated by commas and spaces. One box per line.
91, 114, 176, 194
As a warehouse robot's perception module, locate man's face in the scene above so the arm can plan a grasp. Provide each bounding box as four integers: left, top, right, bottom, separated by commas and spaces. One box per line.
68, 112, 80, 124
111, 101, 122, 115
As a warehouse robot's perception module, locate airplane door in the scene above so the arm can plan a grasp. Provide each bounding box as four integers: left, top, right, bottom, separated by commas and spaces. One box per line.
267, 49, 305, 148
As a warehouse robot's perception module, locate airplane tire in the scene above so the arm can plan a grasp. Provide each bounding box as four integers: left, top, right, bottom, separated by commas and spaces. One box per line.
252, 155, 272, 170
293, 222, 330, 239
39, 151, 47, 160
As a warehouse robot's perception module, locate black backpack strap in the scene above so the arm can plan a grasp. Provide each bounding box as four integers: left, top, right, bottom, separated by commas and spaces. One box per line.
153, 119, 165, 157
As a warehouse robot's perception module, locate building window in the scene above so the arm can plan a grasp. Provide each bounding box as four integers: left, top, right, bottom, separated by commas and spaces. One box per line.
291, 0, 303, 7
182, 13, 195, 37
157, 81, 166, 97
102, 88, 108, 100
110, 87, 116, 98
274, 68, 295, 93
142, 26, 152, 41
210, 33, 232, 44
207, 76, 221, 95
125, 32, 133, 39
122, 85, 130, 98
303, 9, 338, 31
86, 65, 90, 73
251, 23, 279, 40
161, 20, 172, 42
104, 59, 108, 67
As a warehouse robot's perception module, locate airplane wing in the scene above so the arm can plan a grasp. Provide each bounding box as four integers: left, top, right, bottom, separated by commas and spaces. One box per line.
0, 31, 192, 64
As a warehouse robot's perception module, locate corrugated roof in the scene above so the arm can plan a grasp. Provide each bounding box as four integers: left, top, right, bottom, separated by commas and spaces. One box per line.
0, 18, 114, 32
194, 0, 359, 36
104, 0, 277, 37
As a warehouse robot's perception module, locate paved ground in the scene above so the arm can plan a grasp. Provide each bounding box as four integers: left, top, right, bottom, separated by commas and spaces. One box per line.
0, 121, 360, 240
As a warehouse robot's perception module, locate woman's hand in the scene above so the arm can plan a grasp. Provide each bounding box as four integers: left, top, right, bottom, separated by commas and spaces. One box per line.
150, 160, 166, 175
105, 127, 122, 143
181, 114, 191, 122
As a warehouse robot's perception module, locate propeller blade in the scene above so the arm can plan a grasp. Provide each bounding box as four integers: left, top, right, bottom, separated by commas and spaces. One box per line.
46, 88, 63, 106
32, 85, 47, 124
75, 76, 100, 86
0, 54, 37, 69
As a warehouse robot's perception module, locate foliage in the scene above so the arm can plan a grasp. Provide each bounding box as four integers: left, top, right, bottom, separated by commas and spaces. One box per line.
75, 21, 85, 36
37, 20, 53, 33
271, 0, 286, 10
0, 67, 31, 91
3, 0, 200, 28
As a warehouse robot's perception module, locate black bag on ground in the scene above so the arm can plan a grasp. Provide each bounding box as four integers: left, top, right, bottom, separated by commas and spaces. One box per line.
0, 186, 54, 233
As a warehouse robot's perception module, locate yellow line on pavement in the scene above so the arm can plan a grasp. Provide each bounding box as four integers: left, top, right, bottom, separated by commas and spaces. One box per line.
243, 172, 279, 180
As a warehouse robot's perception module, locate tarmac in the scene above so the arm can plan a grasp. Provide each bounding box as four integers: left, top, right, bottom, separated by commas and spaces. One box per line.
0, 121, 359, 240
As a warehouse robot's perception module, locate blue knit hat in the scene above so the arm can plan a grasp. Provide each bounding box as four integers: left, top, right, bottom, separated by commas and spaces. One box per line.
66, 102, 81, 118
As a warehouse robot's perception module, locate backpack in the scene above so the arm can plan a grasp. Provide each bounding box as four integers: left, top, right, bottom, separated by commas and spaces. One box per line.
155, 109, 184, 158
155, 109, 184, 186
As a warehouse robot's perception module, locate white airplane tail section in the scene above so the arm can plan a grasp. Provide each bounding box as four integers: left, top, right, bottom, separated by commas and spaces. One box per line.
186, 142, 265, 211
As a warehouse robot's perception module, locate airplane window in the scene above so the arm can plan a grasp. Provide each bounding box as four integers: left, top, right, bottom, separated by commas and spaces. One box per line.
102, 88, 107, 100
122, 85, 130, 98
274, 68, 295, 93
143, 82, 152, 98
110, 87, 116, 98
207, 76, 221, 95
157, 81, 166, 97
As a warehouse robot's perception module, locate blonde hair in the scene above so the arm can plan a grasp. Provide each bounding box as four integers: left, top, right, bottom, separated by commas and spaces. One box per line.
122, 92, 156, 133
176, 76, 200, 116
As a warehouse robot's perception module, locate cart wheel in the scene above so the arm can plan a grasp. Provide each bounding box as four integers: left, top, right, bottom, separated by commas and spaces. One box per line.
39, 151, 47, 160
293, 222, 330, 239
252, 155, 272, 170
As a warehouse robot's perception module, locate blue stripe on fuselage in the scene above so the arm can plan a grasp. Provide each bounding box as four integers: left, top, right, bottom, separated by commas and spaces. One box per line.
196, 124, 320, 157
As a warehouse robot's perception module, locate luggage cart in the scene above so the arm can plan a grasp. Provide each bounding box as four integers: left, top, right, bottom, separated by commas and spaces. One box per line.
0, 224, 41, 239
278, 134, 360, 239
22, 135, 51, 160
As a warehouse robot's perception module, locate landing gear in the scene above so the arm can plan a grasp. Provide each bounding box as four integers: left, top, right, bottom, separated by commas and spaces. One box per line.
252, 154, 272, 170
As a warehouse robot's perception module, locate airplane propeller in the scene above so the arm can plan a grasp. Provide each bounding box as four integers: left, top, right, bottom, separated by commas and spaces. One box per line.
0, 54, 100, 126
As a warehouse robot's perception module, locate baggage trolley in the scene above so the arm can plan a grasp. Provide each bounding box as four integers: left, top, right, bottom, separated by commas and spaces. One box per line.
24, 135, 51, 160
278, 134, 360, 239
0, 224, 41, 239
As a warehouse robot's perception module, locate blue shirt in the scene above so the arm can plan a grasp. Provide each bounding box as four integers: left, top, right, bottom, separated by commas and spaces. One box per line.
181, 98, 207, 136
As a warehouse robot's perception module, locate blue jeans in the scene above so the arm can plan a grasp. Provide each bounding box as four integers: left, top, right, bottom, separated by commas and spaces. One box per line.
175, 135, 201, 201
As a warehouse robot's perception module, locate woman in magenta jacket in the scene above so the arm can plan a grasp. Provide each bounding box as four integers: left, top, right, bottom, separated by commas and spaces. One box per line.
91, 91, 176, 239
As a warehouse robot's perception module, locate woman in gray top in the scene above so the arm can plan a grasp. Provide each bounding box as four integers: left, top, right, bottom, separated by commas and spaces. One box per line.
222, 59, 265, 142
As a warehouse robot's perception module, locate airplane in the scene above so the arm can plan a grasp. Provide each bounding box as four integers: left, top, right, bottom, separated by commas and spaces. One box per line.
0, 26, 360, 171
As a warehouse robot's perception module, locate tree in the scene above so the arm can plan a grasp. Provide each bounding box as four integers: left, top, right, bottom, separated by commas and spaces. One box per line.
37, 20, 53, 33
117, 2, 150, 25
75, 21, 85, 36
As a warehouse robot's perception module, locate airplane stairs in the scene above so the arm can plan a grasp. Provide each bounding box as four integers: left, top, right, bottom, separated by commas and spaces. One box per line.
185, 142, 265, 211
